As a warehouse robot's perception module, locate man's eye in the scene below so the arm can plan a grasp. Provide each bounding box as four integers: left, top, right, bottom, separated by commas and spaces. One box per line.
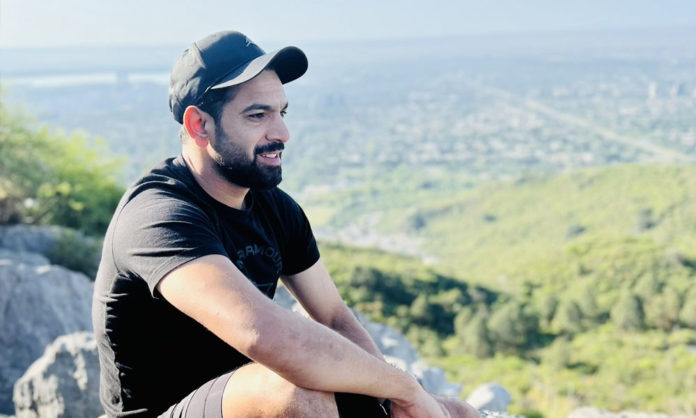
248, 113, 265, 120
280, 110, 287, 118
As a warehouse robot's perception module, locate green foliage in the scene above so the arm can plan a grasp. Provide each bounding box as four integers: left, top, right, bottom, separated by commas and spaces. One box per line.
437, 328, 696, 417
552, 298, 585, 335
487, 300, 538, 351
321, 243, 499, 340
45, 229, 102, 279
0, 98, 124, 236
307, 164, 696, 284
680, 287, 696, 328
455, 313, 494, 358
317, 164, 696, 417
611, 292, 645, 331
643, 286, 682, 331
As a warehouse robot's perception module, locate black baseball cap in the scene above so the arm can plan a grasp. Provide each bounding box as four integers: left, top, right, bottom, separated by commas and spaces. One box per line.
169, 30, 308, 124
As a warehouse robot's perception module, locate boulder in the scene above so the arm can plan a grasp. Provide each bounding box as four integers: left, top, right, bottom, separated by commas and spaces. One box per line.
0, 249, 50, 267
567, 406, 680, 418
0, 225, 100, 279
0, 225, 64, 256
480, 411, 521, 418
0, 251, 93, 414
362, 316, 463, 397
466, 383, 511, 412
13, 332, 101, 418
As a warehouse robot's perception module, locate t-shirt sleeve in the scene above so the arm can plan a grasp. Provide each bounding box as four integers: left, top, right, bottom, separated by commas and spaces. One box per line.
111, 189, 227, 296
273, 190, 320, 276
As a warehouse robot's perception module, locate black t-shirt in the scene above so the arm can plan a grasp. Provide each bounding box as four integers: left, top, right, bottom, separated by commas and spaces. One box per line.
92, 155, 320, 417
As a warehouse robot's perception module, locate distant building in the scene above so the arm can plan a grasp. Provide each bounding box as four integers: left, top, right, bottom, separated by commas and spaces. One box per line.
647, 82, 657, 100
669, 82, 686, 97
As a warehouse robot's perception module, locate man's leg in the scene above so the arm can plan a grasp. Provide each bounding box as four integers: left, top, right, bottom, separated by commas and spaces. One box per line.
222, 362, 340, 418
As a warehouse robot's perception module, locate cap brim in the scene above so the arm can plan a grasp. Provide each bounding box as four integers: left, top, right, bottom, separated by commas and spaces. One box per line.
211, 46, 308, 90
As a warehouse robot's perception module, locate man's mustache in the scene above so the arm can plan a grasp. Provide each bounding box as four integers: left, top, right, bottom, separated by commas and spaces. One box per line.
255, 143, 285, 155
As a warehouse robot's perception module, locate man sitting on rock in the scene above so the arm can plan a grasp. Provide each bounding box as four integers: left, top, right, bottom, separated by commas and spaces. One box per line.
92, 30, 480, 418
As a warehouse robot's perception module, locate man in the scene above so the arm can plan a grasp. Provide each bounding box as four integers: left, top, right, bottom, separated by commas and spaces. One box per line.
92, 30, 480, 418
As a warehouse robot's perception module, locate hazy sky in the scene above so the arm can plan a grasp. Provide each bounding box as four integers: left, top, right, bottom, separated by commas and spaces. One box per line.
1, 0, 695, 48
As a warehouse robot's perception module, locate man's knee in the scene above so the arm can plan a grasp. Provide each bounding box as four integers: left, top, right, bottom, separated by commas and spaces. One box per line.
222, 363, 338, 418
283, 385, 338, 418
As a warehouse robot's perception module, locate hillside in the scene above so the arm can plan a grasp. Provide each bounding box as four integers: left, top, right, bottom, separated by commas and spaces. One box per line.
313, 164, 696, 417
308, 164, 696, 282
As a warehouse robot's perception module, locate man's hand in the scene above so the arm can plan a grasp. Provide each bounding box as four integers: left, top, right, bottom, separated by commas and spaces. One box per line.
435, 395, 482, 418
391, 388, 450, 418
391, 388, 483, 418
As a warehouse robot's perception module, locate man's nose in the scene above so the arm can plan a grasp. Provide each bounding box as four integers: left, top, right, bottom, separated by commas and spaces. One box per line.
267, 114, 290, 143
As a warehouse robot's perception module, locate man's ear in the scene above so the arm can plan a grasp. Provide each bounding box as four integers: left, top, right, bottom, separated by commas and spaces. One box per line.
183, 106, 213, 148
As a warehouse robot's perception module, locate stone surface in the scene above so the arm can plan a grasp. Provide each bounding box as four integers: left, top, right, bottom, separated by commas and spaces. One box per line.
480, 410, 521, 418
466, 383, 512, 412
13, 332, 101, 418
0, 225, 64, 256
0, 249, 49, 267
0, 251, 93, 414
567, 406, 685, 418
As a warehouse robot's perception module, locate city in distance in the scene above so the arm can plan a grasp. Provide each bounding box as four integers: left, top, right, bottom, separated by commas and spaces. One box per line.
3, 28, 694, 247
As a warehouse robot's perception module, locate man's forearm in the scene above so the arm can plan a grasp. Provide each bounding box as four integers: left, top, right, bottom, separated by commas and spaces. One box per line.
330, 305, 384, 360
248, 300, 420, 403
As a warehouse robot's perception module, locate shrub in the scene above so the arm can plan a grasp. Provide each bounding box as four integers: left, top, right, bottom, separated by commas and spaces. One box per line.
0, 97, 124, 236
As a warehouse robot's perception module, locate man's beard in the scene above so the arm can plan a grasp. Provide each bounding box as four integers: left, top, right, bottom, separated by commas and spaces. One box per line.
210, 126, 283, 190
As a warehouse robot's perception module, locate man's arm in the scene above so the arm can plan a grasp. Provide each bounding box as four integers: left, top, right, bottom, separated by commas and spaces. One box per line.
281, 258, 383, 360
156, 254, 429, 406
281, 258, 481, 418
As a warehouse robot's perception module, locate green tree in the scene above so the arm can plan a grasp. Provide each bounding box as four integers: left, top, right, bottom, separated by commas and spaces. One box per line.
634, 273, 661, 300
552, 298, 584, 335
453, 307, 475, 336
0, 98, 124, 236
542, 337, 572, 370
644, 286, 682, 331
576, 286, 600, 325
409, 293, 429, 320
680, 288, 696, 328
536, 292, 558, 329
611, 292, 645, 331
456, 314, 493, 358
488, 300, 538, 350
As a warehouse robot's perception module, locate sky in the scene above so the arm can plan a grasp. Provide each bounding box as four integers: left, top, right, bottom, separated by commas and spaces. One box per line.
1, 0, 695, 48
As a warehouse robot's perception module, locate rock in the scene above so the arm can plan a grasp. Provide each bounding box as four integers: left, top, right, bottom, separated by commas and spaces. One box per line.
567, 406, 682, 418
0, 225, 64, 256
466, 383, 511, 412
0, 251, 93, 414
0, 249, 49, 267
0, 225, 100, 279
273, 285, 462, 397
363, 316, 463, 397
479, 411, 521, 418
411, 361, 461, 398
13, 332, 102, 418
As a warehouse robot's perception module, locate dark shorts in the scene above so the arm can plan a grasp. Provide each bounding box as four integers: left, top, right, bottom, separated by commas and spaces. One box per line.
158, 371, 233, 418
158, 370, 391, 418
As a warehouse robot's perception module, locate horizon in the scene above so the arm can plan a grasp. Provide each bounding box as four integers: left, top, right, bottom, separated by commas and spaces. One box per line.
2, 25, 694, 78
2, 0, 696, 49
1, 24, 695, 51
